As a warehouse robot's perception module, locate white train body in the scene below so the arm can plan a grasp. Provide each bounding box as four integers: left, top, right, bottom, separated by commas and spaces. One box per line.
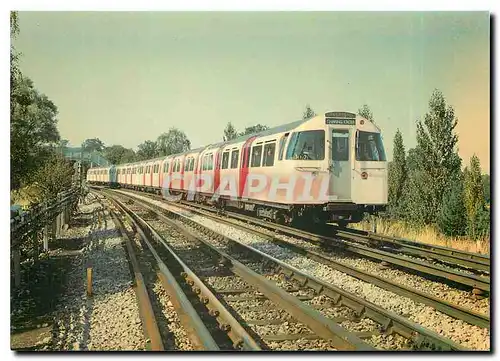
87, 111, 388, 225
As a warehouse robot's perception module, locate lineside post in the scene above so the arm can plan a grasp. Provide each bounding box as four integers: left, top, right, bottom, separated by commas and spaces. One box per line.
13, 248, 21, 288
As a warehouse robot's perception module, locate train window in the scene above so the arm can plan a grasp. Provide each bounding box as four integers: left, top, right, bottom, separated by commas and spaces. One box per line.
230, 150, 239, 169
190, 158, 194, 171
221, 152, 229, 169
332, 130, 349, 161
251, 145, 263, 167
184, 158, 190, 171
263, 143, 276, 167
356, 131, 386, 161
286, 130, 325, 160
278, 133, 289, 160
208, 154, 214, 171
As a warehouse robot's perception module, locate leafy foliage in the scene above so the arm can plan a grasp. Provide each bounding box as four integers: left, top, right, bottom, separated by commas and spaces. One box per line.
407, 90, 461, 225
387, 129, 407, 218
464, 155, 487, 239
11, 77, 61, 189
438, 173, 467, 237
239, 124, 269, 136
104, 145, 136, 164
82, 138, 105, 153
157, 128, 191, 156
358, 104, 374, 121
31, 153, 74, 199
137, 140, 159, 160
303, 104, 316, 120
223, 122, 238, 141
482, 174, 490, 204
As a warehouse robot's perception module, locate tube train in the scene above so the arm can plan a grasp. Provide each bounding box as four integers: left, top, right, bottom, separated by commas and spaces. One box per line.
87, 111, 388, 227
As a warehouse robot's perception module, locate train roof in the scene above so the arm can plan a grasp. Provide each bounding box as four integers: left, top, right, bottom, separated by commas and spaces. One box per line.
110, 118, 309, 167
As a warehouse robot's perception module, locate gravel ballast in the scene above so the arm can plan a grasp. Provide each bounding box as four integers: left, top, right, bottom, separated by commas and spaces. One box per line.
117, 191, 490, 351
51, 196, 145, 350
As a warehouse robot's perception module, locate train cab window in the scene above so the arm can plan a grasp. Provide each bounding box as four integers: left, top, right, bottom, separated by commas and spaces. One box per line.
278, 133, 289, 160
230, 150, 239, 169
251, 145, 263, 167
286, 130, 325, 160
356, 131, 387, 161
263, 142, 276, 167
221, 151, 230, 169
332, 130, 349, 161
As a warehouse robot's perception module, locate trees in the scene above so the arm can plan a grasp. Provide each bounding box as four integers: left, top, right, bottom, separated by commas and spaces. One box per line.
11, 77, 61, 190
223, 122, 238, 142
239, 124, 269, 136
358, 104, 374, 121
387, 129, 407, 218
406, 90, 461, 225
303, 104, 316, 120
157, 128, 191, 156
137, 140, 159, 160
482, 174, 490, 204
464, 155, 488, 239
82, 138, 105, 153
31, 153, 74, 199
438, 172, 467, 237
104, 145, 136, 164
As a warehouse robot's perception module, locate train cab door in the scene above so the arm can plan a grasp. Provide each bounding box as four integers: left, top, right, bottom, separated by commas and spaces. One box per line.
329, 129, 352, 201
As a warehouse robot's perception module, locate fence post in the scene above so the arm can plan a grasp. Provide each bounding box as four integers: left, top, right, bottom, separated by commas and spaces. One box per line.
43, 202, 50, 252
13, 248, 21, 288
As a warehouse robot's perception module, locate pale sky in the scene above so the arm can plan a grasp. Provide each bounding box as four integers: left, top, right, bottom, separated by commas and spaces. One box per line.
14, 11, 490, 173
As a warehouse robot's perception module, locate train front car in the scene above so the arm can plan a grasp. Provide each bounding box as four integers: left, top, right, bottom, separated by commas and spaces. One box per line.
324, 111, 388, 226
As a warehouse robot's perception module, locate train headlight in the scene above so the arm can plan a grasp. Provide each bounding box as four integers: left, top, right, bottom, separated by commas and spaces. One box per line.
360, 119, 365, 125
361, 171, 368, 180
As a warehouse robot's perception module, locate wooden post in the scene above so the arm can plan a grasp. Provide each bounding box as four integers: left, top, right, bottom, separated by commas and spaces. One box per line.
13, 249, 20, 288
87, 268, 93, 297
43, 224, 50, 251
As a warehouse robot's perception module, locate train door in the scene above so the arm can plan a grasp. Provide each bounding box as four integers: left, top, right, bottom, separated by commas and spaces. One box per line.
329, 129, 352, 201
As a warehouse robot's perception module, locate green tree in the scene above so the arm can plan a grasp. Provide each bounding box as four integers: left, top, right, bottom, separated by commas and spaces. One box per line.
303, 104, 317, 120
438, 173, 467, 237
407, 90, 461, 225
137, 140, 159, 160
239, 124, 269, 136
388, 129, 407, 218
104, 145, 136, 164
223, 122, 238, 141
31, 153, 74, 198
358, 104, 374, 121
82, 138, 105, 153
157, 128, 191, 156
464, 155, 486, 238
482, 174, 490, 204
11, 77, 61, 189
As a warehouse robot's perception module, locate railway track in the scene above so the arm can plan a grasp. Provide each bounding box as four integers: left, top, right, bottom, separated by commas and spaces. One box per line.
323, 225, 490, 273
99, 189, 468, 351
175, 200, 490, 295
106, 189, 490, 330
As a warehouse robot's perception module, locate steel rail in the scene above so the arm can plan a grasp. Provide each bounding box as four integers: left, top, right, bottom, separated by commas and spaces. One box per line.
112, 192, 467, 351
106, 191, 377, 351
178, 203, 490, 293
159, 205, 489, 329
106, 192, 261, 351
106, 195, 221, 350
109, 210, 165, 351
329, 226, 489, 272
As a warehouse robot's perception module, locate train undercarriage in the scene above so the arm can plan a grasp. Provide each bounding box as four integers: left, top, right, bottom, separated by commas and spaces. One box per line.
90, 182, 385, 227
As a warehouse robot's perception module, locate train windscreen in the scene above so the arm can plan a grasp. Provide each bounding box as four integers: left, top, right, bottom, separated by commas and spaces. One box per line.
356, 131, 386, 161
285, 130, 325, 160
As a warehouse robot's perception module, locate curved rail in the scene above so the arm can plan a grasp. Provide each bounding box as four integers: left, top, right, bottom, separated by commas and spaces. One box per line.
110, 190, 468, 351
